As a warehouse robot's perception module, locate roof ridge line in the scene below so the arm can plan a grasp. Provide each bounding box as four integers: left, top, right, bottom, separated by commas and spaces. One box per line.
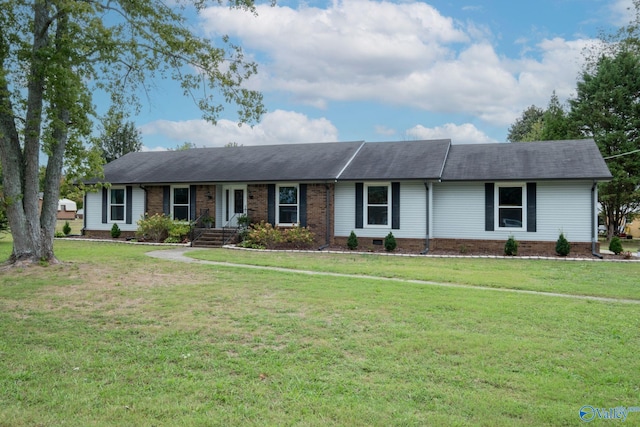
335, 141, 366, 181
438, 140, 453, 180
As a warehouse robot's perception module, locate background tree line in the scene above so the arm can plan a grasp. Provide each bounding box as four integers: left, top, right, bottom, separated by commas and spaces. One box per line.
507, 1, 640, 239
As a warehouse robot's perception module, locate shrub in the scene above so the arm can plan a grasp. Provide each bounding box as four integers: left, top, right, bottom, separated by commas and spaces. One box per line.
384, 232, 397, 252
62, 221, 72, 236
609, 236, 623, 255
241, 221, 282, 249
166, 221, 191, 243
504, 235, 518, 256
136, 213, 173, 242
110, 223, 121, 238
282, 225, 315, 248
347, 231, 358, 250
555, 232, 570, 257
241, 221, 315, 249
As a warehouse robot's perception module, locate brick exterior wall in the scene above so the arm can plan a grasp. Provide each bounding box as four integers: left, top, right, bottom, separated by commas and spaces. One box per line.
245, 183, 334, 246
429, 238, 598, 257
145, 185, 216, 221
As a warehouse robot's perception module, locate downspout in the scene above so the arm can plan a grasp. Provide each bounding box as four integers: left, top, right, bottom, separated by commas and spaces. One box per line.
82, 192, 87, 235
591, 181, 603, 259
318, 182, 331, 250
421, 181, 430, 254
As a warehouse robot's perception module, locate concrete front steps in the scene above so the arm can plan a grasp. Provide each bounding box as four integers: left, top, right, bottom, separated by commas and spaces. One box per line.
191, 228, 238, 248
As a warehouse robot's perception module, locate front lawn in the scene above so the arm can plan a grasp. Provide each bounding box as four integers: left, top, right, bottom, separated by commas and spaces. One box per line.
0, 240, 638, 426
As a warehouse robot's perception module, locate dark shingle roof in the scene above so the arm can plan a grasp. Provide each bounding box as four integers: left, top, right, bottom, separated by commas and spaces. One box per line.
98, 141, 364, 184
337, 139, 451, 180
92, 138, 611, 185
440, 139, 612, 181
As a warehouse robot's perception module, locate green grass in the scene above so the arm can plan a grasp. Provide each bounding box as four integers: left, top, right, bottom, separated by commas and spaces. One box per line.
188, 248, 640, 300
0, 240, 639, 426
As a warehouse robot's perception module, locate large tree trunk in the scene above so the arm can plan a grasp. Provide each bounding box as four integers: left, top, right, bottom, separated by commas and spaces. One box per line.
0, 0, 59, 266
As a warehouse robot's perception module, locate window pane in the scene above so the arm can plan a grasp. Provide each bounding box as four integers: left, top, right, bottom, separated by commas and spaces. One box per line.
499, 187, 522, 206
111, 189, 124, 204
111, 206, 124, 221
174, 206, 189, 221
279, 187, 297, 204
368, 206, 388, 225
368, 186, 388, 205
279, 206, 298, 224
174, 188, 189, 205
499, 208, 522, 228
234, 189, 244, 214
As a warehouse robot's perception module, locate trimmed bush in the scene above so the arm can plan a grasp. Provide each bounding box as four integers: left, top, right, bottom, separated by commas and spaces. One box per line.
136, 213, 173, 242
609, 236, 623, 255
555, 233, 570, 257
240, 221, 315, 249
384, 232, 397, 252
504, 235, 518, 256
62, 221, 72, 236
110, 223, 121, 238
347, 231, 358, 250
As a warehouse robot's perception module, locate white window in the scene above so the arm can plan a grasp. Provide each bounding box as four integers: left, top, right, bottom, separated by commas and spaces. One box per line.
172, 187, 190, 221
366, 184, 389, 226
277, 185, 298, 225
110, 188, 125, 222
496, 184, 526, 229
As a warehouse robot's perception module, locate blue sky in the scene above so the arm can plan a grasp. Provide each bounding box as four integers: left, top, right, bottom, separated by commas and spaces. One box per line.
132, 0, 632, 150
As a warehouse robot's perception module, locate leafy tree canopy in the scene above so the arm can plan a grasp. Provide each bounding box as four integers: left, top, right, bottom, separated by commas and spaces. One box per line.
94, 107, 143, 163
570, 48, 640, 238
0, 0, 265, 266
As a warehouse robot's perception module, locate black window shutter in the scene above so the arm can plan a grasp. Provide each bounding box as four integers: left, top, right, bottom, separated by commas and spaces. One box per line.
190, 185, 197, 221
163, 186, 170, 216
125, 186, 133, 224
355, 183, 363, 229
485, 183, 494, 231
391, 182, 400, 229
299, 184, 307, 227
267, 184, 276, 225
527, 182, 537, 232
102, 188, 108, 223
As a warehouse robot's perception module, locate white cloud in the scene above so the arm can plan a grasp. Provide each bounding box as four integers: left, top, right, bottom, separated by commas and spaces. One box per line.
610, 0, 634, 26
406, 123, 497, 144
139, 110, 339, 148
200, 0, 594, 127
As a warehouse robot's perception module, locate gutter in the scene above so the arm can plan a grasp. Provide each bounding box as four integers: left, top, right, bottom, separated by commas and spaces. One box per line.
591, 182, 603, 259
420, 181, 430, 254
318, 182, 331, 251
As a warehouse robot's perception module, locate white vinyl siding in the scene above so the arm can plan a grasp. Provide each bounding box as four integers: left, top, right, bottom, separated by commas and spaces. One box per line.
432, 181, 593, 242
334, 181, 426, 238
84, 187, 145, 232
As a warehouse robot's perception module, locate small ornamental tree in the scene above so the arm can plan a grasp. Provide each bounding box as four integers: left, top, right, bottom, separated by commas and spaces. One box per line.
347, 231, 358, 250
110, 223, 121, 238
62, 221, 72, 236
609, 236, 623, 255
384, 232, 397, 252
555, 233, 571, 257
504, 235, 518, 256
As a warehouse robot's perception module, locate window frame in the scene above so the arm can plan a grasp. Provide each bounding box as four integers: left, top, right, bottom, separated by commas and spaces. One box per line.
276, 184, 299, 226
171, 186, 190, 221
495, 183, 526, 230
109, 187, 126, 223
365, 183, 390, 228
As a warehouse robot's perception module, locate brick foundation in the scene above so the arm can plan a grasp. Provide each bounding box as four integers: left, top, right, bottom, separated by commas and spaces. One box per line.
333, 236, 427, 252
429, 238, 598, 257
82, 230, 137, 239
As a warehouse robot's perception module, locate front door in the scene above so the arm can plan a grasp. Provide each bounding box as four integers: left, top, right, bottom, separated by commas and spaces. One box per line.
223, 185, 247, 227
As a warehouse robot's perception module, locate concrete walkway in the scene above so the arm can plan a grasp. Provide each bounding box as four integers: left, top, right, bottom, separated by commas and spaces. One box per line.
147, 247, 640, 305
